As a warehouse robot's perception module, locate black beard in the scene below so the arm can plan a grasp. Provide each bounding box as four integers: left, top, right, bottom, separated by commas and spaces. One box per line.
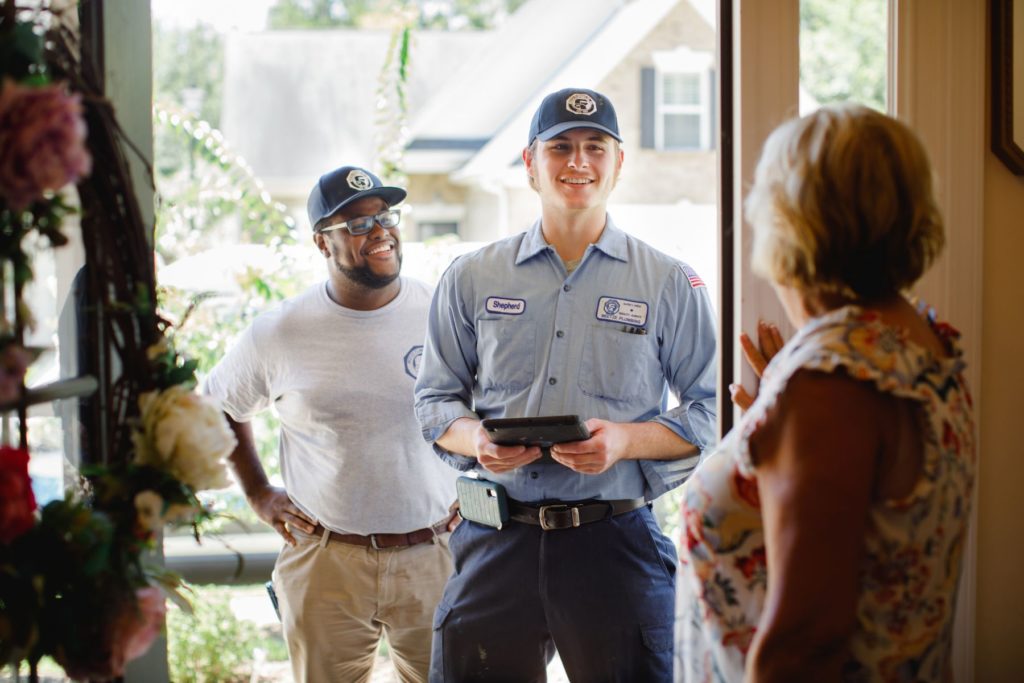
335, 251, 402, 289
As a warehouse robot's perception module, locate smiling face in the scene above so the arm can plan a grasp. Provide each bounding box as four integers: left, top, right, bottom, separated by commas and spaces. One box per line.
314, 196, 402, 291
524, 128, 624, 213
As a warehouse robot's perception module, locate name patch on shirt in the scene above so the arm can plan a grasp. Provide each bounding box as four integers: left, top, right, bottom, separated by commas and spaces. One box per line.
485, 296, 526, 315
595, 296, 649, 326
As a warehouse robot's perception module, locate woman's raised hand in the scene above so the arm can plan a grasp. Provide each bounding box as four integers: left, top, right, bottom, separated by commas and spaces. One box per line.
729, 320, 785, 411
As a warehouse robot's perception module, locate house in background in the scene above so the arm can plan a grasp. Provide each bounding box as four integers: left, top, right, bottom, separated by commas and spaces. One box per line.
220, 0, 720, 292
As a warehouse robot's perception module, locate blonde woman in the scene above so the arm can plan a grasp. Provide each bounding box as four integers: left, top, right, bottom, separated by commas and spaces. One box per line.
675, 104, 976, 682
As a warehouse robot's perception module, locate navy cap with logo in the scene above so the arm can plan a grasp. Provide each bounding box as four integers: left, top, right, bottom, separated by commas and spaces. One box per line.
306, 166, 407, 231
527, 87, 622, 145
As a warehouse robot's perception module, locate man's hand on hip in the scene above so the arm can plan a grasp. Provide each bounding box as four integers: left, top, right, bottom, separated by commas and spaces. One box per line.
248, 485, 317, 546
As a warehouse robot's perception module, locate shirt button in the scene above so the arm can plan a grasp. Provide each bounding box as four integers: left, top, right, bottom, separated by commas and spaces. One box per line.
530, 471, 539, 480
548, 377, 557, 385
563, 284, 571, 292
556, 330, 565, 338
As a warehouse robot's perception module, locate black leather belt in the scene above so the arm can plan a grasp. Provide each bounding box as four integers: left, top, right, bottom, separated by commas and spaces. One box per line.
507, 497, 648, 531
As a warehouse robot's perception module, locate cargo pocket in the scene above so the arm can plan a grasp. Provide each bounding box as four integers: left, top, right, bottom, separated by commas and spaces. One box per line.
477, 319, 536, 393
640, 622, 674, 653
431, 600, 454, 680
578, 324, 658, 403
433, 600, 453, 631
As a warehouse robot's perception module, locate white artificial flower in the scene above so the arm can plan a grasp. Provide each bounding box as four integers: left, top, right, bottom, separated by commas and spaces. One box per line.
133, 385, 235, 492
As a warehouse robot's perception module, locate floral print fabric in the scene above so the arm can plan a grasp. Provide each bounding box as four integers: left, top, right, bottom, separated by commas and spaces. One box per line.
675, 306, 976, 682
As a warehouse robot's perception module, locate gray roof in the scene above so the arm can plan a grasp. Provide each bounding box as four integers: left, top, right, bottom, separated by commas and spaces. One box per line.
407, 0, 624, 143
222, 30, 490, 192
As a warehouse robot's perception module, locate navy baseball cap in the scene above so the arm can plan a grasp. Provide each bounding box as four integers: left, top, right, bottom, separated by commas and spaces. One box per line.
527, 88, 622, 145
306, 166, 407, 230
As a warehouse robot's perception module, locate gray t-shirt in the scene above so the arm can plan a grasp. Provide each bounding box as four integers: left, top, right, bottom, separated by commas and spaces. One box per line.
204, 277, 457, 535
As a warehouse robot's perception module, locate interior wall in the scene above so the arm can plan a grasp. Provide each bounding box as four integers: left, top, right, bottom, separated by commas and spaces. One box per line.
890, 3, 985, 675
977, 146, 1024, 680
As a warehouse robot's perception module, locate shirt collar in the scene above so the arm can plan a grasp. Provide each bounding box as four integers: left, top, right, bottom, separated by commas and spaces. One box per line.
514, 214, 629, 265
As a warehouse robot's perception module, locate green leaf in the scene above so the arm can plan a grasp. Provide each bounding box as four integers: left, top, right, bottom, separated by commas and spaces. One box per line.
398, 26, 410, 82
165, 364, 198, 388
0, 22, 44, 81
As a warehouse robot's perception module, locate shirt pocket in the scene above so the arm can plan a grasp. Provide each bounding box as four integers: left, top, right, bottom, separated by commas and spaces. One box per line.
578, 324, 658, 403
477, 318, 537, 393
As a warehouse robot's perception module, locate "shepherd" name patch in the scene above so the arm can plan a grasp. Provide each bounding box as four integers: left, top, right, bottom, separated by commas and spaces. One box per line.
485, 296, 526, 315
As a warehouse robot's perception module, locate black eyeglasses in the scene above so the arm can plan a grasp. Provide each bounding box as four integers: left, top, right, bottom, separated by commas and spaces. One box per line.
319, 209, 401, 236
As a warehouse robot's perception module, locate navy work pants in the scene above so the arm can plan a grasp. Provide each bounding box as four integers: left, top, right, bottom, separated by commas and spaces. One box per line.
429, 504, 677, 682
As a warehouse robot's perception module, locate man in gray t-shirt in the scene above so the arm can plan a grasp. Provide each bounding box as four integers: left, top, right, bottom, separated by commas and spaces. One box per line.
204, 165, 457, 683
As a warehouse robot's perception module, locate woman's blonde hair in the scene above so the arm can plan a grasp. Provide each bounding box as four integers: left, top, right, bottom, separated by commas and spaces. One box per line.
745, 104, 944, 300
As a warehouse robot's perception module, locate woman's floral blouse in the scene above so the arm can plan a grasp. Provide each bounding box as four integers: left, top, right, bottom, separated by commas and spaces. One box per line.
675, 305, 976, 682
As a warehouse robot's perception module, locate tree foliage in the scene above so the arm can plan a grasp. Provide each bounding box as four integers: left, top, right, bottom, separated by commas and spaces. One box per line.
800, 0, 886, 111
152, 106, 304, 501
166, 588, 260, 682
152, 21, 224, 126
153, 105, 295, 265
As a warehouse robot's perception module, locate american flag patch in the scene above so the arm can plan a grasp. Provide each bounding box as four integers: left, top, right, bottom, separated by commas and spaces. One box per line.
681, 264, 705, 289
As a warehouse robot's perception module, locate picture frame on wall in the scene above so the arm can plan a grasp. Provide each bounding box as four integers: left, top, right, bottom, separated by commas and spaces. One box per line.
993, 0, 1024, 174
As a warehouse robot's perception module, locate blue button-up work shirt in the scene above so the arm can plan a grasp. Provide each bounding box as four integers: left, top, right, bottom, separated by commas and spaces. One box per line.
414, 217, 717, 502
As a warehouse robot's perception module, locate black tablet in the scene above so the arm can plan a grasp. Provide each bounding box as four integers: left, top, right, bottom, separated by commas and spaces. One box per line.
481, 415, 590, 448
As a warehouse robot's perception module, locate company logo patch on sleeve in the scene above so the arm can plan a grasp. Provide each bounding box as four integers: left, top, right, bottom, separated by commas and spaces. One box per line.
404, 345, 423, 379
485, 296, 526, 315
595, 296, 649, 326
681, 264, 705, 289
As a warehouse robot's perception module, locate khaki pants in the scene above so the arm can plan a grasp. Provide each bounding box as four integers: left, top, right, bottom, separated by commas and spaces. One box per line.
272, 528, 452, 683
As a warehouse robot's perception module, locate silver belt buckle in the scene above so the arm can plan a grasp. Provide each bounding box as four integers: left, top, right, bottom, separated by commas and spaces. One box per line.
370, 534, 382, 550
538, 504, 581, 531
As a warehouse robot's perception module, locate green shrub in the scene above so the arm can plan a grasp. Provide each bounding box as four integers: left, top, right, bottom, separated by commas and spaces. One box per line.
167, 587, 259, 683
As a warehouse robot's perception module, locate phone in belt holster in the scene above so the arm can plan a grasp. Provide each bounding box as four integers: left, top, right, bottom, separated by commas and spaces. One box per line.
455, 476, 509, 530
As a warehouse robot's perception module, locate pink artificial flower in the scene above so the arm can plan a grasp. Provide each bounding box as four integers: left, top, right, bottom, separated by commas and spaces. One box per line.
119, 586, 167, 664
0, 78, 92, 210
57, 586, 167, 680
0, 343, 31, 405
0, 445, 36, 544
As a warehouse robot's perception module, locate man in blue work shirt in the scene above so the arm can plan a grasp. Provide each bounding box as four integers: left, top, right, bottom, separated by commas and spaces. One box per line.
414, 87, 717, 681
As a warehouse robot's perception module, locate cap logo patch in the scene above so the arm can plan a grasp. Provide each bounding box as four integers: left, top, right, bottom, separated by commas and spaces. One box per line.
565, 93, 597, 116
346, 170, 373, 191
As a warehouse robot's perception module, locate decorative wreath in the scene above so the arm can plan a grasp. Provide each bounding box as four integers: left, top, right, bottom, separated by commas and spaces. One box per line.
0, 3, 235, 680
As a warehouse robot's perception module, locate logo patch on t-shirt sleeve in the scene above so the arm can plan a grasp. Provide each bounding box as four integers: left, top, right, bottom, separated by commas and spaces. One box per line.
404, 345, 423, 379
595, 296, 649, 326
485, 296, 526, 315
